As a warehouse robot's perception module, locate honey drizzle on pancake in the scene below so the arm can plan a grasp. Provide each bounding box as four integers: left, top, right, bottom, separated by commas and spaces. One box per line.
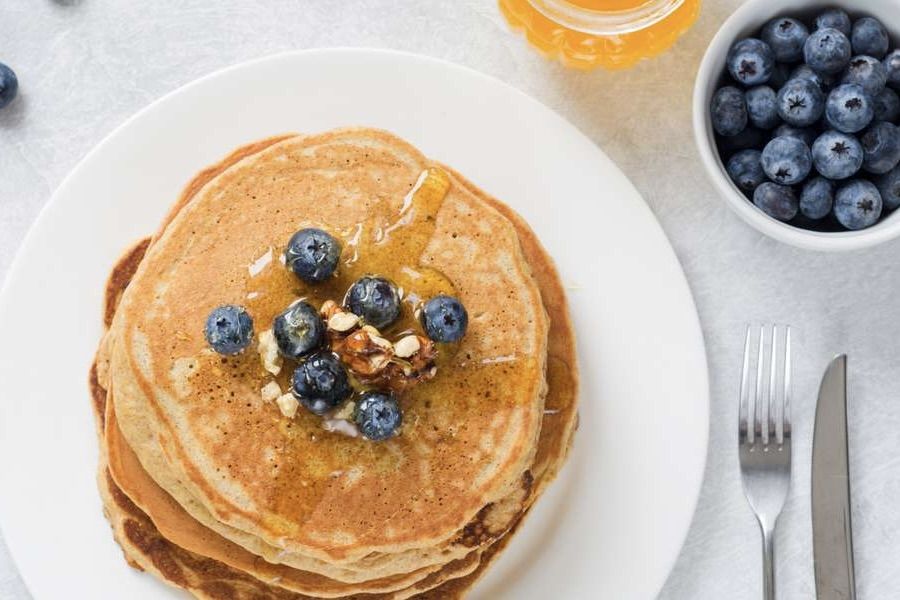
244, 166, 461, 395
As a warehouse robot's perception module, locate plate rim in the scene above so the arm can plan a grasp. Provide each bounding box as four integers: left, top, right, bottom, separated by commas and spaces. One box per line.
0, 47, 710, 599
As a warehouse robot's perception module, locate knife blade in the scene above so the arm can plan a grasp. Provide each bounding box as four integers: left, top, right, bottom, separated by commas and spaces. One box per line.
812, 354, 856, 600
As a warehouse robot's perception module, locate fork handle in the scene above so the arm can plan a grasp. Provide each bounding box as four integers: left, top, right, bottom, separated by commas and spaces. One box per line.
760, 522, 775, 600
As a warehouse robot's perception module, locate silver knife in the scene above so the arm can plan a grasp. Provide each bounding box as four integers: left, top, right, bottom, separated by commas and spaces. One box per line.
812, 355, 856, 600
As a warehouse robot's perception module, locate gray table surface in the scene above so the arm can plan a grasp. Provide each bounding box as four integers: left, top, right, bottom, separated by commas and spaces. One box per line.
2, 0, 899, 598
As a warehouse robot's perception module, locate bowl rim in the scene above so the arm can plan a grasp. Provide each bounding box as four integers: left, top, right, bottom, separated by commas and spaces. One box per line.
692, 0, 900, 252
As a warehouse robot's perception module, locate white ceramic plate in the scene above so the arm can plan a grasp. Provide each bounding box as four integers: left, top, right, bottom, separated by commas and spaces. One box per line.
0, 49, 708, 599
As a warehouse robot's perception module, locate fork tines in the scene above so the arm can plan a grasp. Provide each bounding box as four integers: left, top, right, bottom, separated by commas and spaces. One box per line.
739, 324, 792, 449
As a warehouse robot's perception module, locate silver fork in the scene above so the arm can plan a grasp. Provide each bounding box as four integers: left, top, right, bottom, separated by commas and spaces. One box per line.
739, 324, 792, 600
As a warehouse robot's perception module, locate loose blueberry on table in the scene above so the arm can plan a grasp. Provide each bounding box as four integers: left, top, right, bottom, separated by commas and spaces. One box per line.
713, 10, 900, 231
0, 63, 17, 110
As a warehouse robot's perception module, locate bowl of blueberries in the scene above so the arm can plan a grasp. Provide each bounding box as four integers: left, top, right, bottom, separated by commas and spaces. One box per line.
694, 0, 900, 250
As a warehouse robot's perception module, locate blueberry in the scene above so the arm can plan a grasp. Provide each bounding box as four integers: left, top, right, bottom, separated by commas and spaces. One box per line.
717, 127, 767, 155
860, 121, 900, 174
753, 182, 799, 221
884, 50, 900, 90
841, 55, 887, 96
284, 228, 341, 283
825, 84, 874, 133
811, 130, 863, 179
710, 86, 747, 136
874, 165, 900, 210
353, 391, 402, 441
761, 18, 809, 63
774, 123, 819, 147
874, 87, 900, 121
273, 300, 324, 359
0, 63, 17, 110
777, 78, 825, 127
726, 150, 766, 195
345, 276, 401, 329
727, 38, 775, 86
204, 305, 254, 355
745, 86, 779, 129
834, 179, 883, 229
761, 136, 812, 185
421, 295, 468, 343
851, 17, 889, 60
790, 64, 835, 92
815, 9, 852, 36
804, 28, 852, 75
291, 351, 352, 415
800, 177, 835, 219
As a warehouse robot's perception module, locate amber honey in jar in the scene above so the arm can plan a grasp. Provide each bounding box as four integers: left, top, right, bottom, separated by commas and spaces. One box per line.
499, 0, 700, 70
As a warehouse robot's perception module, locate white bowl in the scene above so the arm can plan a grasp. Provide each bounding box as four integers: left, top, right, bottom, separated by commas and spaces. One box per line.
693, 0, 900, 251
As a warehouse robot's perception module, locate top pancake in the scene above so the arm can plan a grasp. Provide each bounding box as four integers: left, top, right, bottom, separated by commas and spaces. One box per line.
107, 129, 550, 563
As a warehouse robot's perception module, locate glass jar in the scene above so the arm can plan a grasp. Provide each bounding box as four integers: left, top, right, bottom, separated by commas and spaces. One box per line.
499, 0, 701, 70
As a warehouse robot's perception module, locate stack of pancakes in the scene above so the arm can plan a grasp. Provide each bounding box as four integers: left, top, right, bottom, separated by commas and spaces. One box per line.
91, 128, 578, 599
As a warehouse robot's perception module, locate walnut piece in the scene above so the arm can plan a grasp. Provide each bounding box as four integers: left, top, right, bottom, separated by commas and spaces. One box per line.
332, 328, 395, 376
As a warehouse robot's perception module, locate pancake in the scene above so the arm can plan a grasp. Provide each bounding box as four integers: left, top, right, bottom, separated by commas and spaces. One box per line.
92, 128, 579, 598
106, 129, 549, 567
90, 171, 577, 598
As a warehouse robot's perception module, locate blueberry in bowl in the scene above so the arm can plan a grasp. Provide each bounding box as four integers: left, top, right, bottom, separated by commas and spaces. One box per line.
753, 182, 799, 221
834, 179, 883, 229
711, 86, 748, 136
841, 55, 887, 96
761, 136, 812, 185
776, 78, 825, 127
804, 27, 852, 74
727, 38, 775, 86
860, 120, 900, 173
695, 3, 900, 249
825, 83, 874, 133
727, 149, 767, 195
811, 130, 863, 179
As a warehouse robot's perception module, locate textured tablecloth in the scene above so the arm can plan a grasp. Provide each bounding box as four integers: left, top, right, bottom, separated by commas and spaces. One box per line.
2, 1, 899, 598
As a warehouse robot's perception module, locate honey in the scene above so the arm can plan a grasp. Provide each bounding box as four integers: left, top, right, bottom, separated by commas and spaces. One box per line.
499, 0, 700, 70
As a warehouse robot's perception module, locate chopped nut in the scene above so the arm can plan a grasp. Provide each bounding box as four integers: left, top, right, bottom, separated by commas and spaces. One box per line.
319, 300, 342, 320
276, 393, 299, 418
332, 328, 395, 376
394, 335, 421, 358
261, 380, 282, 402
361, 326, 392, 349
257, 329, 283, 376
328, 311, 360, 333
